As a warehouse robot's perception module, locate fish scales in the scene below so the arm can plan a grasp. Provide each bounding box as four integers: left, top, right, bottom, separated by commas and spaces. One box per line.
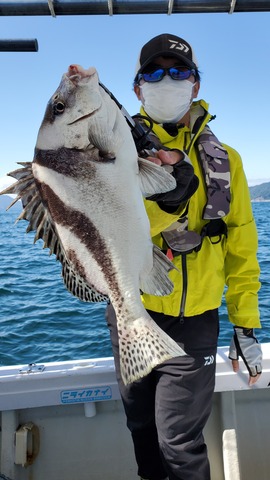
1, 64, 186, 384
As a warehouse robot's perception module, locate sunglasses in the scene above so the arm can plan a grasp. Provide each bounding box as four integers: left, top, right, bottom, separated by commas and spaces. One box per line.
137, 66, 196, 83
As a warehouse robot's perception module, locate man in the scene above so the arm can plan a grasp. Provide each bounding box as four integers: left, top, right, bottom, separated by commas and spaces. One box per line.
106, 33, 262, 480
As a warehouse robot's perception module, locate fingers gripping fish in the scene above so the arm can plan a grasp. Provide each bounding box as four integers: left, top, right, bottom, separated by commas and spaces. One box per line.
1, 65, 186, 384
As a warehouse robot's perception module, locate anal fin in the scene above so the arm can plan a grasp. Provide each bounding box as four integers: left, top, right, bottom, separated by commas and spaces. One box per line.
140, 245, 177, 296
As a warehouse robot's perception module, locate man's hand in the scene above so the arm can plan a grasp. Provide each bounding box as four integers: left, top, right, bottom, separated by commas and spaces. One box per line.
146, 149, 184, 166
229, 327, 262, 386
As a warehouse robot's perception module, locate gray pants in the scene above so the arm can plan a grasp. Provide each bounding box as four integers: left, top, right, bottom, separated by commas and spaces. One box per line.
105, 304, 219, 480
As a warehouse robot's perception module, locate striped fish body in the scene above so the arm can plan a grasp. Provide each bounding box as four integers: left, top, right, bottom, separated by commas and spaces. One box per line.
2, 65, 186, 384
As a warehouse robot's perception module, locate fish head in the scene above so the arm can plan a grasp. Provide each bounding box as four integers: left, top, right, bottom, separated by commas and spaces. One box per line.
36, 65, 106, 151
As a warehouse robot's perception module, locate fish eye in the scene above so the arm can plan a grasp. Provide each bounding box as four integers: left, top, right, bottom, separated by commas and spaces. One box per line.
53, 101, 65, 115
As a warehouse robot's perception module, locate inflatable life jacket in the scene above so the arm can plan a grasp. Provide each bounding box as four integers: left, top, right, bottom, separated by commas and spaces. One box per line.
161, 124, 230, 255
132, 116, 230, 256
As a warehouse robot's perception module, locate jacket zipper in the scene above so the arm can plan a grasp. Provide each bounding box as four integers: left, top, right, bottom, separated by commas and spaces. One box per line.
179, 254, 188, 323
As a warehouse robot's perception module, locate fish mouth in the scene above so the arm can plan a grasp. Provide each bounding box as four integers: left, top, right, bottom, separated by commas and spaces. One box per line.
67, 107, 101, 126
67, 65, 97, 82
65, 65, 101, 125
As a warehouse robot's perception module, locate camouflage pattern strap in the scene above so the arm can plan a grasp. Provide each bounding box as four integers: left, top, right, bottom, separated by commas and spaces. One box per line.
197, 125, 231, 220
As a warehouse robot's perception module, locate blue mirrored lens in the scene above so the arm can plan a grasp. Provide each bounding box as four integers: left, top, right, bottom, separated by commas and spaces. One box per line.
139, 67, 195, 83
169, 68, 192, 80
143, 69, 165, 82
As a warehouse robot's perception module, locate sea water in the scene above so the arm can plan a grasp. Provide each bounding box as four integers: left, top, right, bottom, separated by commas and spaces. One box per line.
0, 203, 269, 367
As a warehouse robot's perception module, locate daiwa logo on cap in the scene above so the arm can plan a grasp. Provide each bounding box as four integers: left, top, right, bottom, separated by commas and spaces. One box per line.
168, 39, 190, 53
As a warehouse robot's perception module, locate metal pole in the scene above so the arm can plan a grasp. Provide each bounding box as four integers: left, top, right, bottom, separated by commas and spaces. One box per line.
0, 0, 270, 16
0, 39, 39, 52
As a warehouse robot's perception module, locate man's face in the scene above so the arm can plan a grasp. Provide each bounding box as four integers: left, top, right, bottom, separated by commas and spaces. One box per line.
134, 55, 200, 100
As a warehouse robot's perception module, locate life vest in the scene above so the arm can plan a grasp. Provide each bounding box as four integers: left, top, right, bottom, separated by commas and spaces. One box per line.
132, 115, 230, 256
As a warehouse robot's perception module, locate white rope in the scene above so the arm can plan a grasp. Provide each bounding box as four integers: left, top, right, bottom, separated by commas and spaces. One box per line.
108, 0, 113, 15
229, 0, 237, 14
48, 0, 56, 17
168, 0, 174, 15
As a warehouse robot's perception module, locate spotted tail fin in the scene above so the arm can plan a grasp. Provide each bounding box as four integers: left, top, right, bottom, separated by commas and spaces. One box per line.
119, 316, 186, 385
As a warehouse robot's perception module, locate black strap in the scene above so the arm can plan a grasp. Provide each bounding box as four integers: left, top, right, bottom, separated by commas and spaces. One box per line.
200, 219, 228, 245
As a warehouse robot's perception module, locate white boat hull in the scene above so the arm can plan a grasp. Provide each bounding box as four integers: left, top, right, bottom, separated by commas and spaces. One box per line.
0, 344, 270, 480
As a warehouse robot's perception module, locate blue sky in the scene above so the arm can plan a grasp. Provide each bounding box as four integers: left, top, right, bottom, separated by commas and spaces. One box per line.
0, 11, 269, 188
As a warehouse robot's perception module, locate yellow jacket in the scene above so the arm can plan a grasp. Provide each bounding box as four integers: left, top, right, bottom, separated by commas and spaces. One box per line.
141, 100, 261, 328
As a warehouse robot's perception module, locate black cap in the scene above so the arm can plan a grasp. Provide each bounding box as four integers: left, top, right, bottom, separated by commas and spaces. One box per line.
135, 33, 198, 77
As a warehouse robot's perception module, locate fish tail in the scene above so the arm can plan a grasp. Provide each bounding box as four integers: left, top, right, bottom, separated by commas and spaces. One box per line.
119, 317, 186, 385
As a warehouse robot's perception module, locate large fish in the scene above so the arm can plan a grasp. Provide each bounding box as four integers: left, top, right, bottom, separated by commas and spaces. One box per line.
1, 65, 186, 384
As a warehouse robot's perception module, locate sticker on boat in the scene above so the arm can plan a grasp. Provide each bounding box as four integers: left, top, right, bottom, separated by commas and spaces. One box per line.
61, 386, 112, 403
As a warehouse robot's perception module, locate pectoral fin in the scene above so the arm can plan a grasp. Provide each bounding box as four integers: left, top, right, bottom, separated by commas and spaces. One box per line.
138, 157, 176, 196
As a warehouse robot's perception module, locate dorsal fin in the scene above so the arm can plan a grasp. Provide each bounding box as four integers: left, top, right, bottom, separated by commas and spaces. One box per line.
1, 163, 108, 303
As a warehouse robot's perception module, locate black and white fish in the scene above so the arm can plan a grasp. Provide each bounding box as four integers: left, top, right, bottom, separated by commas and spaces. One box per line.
1, 65, 186, 384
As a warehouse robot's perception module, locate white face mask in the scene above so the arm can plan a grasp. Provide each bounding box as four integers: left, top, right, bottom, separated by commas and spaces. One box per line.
139, 76, 196, 124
